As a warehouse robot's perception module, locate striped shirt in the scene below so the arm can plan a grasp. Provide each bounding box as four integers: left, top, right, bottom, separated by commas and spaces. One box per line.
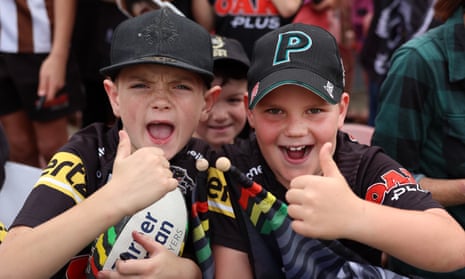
0, 0, 53, 53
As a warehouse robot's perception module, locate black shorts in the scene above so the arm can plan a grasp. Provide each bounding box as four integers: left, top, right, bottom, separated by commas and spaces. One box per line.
0, 53, 85, 122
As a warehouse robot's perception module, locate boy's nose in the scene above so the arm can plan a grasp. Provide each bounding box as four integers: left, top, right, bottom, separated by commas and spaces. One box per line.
211, 106, 228, 121
152, 101, 170, 110
151, 94, 171, 110
285, 120, 307, 137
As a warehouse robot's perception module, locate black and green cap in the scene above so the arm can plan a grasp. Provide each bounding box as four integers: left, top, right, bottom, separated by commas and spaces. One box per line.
247, 23, 345, 109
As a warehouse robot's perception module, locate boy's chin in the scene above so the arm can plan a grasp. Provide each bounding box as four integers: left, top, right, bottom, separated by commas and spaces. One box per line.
160, 139, 191, 160
288, 164, 320, 177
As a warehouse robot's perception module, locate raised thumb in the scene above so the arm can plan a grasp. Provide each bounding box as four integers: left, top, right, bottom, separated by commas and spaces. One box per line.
115, 130, 131, 162
319, 142, 340, 178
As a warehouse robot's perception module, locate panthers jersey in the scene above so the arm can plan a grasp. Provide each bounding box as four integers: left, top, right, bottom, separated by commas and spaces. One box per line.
11, 120, 213, 278
207, 131, 442, 278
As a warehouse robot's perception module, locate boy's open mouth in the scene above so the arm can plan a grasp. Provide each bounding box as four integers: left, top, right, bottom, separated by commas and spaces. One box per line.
147, 123, 174, 141
281, 145, 310, 160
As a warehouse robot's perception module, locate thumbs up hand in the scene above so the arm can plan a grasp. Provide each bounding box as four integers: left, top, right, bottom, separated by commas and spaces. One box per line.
286, 142, 363, 240
102, 130, 178, 216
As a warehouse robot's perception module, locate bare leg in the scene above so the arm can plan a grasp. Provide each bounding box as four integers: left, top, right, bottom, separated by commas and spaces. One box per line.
33, 116, 69, 166
0, 110, 40, 167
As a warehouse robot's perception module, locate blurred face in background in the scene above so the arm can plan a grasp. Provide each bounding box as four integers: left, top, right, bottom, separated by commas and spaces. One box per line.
194, 76, 248, 150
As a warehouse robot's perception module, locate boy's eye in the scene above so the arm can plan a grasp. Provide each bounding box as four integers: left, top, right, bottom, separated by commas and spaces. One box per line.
265, 108, 282, 114
308, 108, 322, 114
129, 82, 148, 89
174, 84, 192, 90
227, 97, 243, 105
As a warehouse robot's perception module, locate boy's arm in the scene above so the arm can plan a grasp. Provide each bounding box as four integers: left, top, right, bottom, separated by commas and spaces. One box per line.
286, 142, 465, 272
38, 0, 77, 101
342, 202, 465, 271
191, 0, 215, 31
0, 131, 178, 278
418, 177, 465, 207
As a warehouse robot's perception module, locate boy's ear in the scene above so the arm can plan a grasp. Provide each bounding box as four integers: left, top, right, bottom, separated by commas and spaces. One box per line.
337, 92, 350, 129
243, 93, 256, 128
201, 85, 221, 121
210, 85, 221, 106
246, 105, 255, 129
103, 78, 121, 117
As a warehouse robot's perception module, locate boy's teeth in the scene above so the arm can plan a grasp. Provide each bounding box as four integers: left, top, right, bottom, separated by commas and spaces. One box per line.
288, 146, 305, 151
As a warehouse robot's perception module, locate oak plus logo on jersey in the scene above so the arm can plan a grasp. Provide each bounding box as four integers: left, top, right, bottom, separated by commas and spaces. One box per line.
365, 168, 421, 204
214, 0, 280, 29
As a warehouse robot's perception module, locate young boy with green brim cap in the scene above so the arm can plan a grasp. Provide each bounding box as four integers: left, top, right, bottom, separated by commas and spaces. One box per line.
208, 22, 465, 278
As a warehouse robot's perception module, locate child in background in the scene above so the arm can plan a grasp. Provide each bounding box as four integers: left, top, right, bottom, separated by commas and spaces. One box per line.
0, 8, 219, 279
207, 23, 465, 278
194, 35, 250, 150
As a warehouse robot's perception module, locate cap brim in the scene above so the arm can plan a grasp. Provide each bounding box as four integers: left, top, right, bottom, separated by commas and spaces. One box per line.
214, 57, 249, 68
100, 56, 214, 82
249, 68, 342, 109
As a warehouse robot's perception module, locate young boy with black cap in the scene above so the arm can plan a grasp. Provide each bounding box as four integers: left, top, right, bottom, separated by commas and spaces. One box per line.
208, 23, 465, 278
194, 35, 250, 150
0, 8, 220, 279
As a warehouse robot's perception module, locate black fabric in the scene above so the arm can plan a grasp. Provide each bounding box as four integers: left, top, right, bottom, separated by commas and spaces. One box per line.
0, 124, 9, 189
359, 0, 438, 83
100, 8, 213, 83
211, 35, 250, 68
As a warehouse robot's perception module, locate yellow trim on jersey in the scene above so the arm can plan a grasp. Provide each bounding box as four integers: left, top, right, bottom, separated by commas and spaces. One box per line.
0, 220, 7, 244
207, 167, 235, 218
35, 152, 87, 204
95, 233, 108, 266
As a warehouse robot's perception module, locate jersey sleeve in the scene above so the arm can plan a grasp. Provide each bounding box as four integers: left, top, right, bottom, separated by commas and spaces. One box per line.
12, 151, 87, 228
360, 149, 441, 211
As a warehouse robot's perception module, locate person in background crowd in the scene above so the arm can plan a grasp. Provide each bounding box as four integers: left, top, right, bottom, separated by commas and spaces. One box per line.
191, 0, 302, 58
359, 0, 438, 126
0, 0, 85, 168
115, 0, 195, 18
73, 0, 126, 128
372, 0, 465, 277
293, 0, 336, 31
